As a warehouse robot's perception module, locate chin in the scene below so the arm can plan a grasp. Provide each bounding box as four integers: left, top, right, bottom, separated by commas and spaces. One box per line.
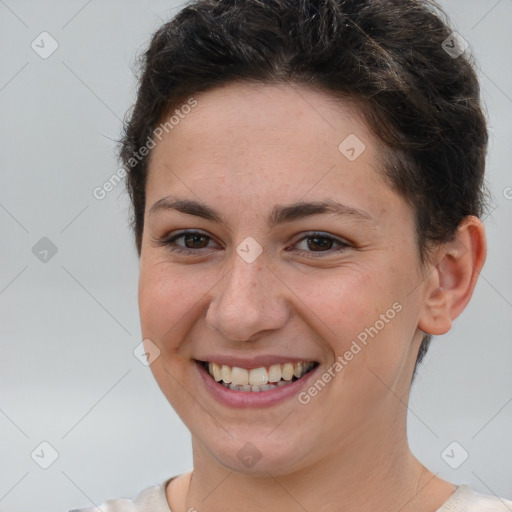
197, 431, 312, 477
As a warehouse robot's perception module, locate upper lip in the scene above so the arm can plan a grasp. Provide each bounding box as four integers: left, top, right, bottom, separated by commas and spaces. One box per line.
196, 355, 319, 370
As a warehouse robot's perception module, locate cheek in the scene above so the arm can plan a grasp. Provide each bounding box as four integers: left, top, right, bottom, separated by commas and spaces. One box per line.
289, 262, 415, 374
285, 265, 392, 340
138, 258, 212, 348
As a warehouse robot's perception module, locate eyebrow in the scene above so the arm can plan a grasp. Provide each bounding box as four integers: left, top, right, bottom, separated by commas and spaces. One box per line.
148, 197, 374, 227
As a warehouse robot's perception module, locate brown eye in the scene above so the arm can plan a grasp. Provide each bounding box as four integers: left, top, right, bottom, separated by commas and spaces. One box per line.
307, 236, 334, 251
291, 232, 351, 257
182, 232, 210, 249
156, 230, 219, 254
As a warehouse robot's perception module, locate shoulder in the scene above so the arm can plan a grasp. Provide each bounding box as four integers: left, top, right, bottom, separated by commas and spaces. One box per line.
68, 478, 173, 512
437, 484, 512, 512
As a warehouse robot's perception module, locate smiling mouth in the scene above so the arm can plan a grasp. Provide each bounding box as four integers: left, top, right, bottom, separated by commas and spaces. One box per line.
200, 360, 318, 392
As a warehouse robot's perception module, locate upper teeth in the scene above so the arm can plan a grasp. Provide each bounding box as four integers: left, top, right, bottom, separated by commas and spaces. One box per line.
207, 361, 315, 387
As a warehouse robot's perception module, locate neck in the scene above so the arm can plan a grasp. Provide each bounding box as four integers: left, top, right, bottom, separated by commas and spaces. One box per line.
178, 410, 446, 512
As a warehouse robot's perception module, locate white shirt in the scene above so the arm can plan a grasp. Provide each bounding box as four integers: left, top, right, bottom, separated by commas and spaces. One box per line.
69, 478, 512, 512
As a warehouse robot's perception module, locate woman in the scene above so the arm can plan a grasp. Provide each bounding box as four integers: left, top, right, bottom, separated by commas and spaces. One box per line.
71, 0, 512, 510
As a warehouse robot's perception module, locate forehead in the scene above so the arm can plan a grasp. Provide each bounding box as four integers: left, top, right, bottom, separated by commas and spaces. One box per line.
153, 81, 372, 162
145, 81, 405, 227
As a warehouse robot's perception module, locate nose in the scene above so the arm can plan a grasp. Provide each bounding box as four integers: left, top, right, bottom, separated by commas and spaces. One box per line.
205, 251, 290, 343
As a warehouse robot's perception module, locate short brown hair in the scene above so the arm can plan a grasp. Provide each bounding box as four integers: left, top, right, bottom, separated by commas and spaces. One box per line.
120, 0, 488, 376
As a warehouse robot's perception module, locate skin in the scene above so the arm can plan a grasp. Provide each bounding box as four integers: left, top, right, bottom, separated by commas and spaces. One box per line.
138, 82, 486, 512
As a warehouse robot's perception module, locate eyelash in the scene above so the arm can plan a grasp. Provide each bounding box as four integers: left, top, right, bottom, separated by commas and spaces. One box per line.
156, 230, 351, 258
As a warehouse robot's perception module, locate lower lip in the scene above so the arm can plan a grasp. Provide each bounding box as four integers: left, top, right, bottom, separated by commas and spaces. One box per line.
196, 361, 320, 408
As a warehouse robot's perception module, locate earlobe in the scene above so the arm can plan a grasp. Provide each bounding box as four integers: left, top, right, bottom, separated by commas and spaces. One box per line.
418, 216, 487, 336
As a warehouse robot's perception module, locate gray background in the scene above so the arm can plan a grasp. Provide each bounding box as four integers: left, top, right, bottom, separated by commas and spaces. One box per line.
0, 1, 511, 511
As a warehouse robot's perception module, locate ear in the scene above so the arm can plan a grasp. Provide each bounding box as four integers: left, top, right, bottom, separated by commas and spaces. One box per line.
418, 216, 487, 335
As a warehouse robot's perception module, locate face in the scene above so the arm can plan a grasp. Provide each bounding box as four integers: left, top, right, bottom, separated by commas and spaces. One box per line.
139, 82, 429, 475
